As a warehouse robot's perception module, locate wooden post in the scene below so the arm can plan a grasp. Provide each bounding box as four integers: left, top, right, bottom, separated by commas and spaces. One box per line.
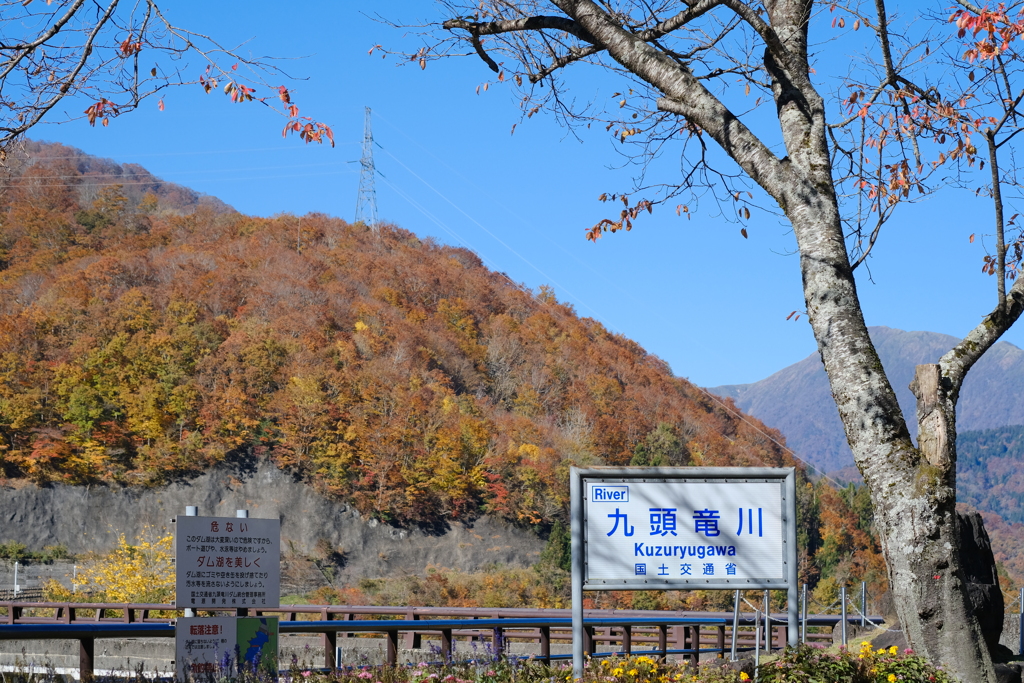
80, 638, 94, 682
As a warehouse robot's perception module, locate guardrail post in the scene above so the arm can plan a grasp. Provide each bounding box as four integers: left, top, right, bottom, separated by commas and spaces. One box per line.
621, 625, 632, 655
386, 628, 398, 666
322, 609, 336, 669
540, 626, 551, 663
341, 612, 354, 638
693, 625, 701, 663
405, 609, 421, 649
80, 637, 94, 682
584, 625, 594, 657
716, 625, 725, 659
441, 628, 453, 661
658, 624, 667, 662
493, 625, 505, 659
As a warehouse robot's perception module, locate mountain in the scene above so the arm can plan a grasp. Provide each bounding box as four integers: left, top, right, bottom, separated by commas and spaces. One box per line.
710, 326, 1024, 476
0, 141, 798, 530
958, 424, 1024, 525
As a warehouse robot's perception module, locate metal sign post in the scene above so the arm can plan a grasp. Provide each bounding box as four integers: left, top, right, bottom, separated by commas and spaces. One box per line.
571, 467, 798, 678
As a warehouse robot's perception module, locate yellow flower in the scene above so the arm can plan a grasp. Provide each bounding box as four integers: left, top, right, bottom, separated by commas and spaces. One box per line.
628, 670, 639, 677
613, 669, 624, 676
889, 646, 898, 655
877, 648, 886, 655
888, 675, 897, 682
740, 673, 750, 681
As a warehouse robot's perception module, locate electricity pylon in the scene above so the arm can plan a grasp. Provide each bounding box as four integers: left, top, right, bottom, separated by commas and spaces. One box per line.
355, 106, 378, 232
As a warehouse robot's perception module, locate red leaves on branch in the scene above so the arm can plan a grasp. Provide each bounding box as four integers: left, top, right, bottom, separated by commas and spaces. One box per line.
950, 5, 1024, 62
118, 35, 142, 57
224, 82, 255, 103
282, 118, 335, 147
586, 196, 653, 241
84, 99, 118, 126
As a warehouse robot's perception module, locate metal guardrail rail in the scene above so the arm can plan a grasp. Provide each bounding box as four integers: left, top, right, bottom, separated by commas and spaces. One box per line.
0, 602, 883, 681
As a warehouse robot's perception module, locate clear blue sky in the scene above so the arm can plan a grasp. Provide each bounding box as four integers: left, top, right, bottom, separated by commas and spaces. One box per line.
30, 1, 1024, 388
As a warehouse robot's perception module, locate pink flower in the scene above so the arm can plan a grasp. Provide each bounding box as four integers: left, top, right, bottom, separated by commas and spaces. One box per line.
302, 672, 311, 678
358, 672, 373, 679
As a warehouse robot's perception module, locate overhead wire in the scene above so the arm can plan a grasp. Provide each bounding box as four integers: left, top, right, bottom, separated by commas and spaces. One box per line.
374, 111, 664, 322
375, 138, 835, 482
379, 146, 607, 324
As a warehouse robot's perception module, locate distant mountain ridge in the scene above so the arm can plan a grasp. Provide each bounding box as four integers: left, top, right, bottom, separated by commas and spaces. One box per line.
957, 424, 1024, 525
710, 326, 1024, 475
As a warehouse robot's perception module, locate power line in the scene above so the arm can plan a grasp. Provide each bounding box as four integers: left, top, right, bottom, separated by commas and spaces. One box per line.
354, 106, 378, 232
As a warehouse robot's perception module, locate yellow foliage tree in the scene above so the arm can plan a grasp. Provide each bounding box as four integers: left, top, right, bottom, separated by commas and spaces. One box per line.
76, 529, 175, 604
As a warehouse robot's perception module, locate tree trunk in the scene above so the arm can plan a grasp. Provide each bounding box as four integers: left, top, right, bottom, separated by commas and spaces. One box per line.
790, 184, 998, 682
871, 365, 993, 681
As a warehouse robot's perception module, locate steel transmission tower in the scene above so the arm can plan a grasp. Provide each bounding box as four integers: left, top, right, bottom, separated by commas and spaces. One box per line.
355, 107, 378, 230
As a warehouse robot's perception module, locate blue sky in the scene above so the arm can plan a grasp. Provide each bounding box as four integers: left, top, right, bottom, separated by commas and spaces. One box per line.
29, 0, 1024, 388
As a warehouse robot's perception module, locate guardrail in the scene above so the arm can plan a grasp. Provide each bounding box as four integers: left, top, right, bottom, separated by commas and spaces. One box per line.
0, 602, 883, 681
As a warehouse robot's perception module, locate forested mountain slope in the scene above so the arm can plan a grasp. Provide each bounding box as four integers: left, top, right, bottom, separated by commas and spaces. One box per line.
0, 142, 795, 529
711, 327, 1024, 476
958, 425, 1024, 525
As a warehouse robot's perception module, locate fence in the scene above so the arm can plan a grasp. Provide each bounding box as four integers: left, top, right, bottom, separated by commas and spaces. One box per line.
0, 601, 877, 680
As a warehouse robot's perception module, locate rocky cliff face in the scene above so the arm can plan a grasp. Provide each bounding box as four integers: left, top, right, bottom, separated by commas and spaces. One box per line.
0, 458, 544, 589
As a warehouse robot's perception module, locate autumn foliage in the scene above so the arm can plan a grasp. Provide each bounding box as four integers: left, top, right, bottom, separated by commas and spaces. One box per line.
0, 144, 794, 524
0, 142, 905, 608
